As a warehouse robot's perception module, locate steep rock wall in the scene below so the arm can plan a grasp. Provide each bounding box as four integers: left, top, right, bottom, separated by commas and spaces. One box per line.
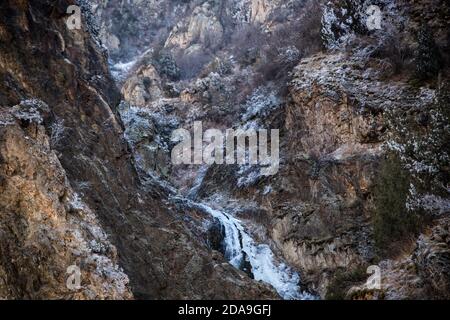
0, 0, 276, 299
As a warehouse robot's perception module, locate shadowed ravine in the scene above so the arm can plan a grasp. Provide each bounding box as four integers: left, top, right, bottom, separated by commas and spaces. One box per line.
143, 168, 315, 299
1, 0, 448, 301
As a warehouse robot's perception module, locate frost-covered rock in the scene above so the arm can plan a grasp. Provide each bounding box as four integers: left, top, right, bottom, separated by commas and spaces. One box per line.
11, 99, 51, 124
119, 102, 179, 179
320, 0, 402, 50
91, 0, 450, 301
241, 87, 281, 122
386, 85, 450, 216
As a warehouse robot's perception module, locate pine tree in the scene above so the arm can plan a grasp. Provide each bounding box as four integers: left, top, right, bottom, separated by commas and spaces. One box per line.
373, 154, 420, 255
415, 24, 442, 80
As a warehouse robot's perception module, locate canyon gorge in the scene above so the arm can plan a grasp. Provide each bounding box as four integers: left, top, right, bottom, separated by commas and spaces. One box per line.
0, 0, 449, 300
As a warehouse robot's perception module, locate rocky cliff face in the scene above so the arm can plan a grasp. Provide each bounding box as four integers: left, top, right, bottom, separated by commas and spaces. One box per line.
102, 0, 449, 299
0, 102, 132, 299
94, 0, 286, 62
0, 0, 276, 299
1, 0, 449, 300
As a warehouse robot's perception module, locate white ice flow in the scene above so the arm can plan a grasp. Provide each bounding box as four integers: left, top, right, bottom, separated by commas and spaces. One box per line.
110, 59, 137, 80
184, 199, 314, 300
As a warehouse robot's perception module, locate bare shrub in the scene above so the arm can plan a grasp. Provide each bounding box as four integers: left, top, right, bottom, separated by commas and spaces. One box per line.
369, 23, 414, 76
255, 0, 324, 89
50, 117, 66, 148
231, 24, 266, 66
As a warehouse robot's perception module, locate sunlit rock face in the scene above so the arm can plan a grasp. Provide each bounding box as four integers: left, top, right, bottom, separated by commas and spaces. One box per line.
0, 103, 132, 299
165, 2, 224, 51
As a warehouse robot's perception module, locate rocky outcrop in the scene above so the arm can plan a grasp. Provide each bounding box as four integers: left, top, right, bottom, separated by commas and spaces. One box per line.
93, 0, 192, 61
277, 49, 444, 296
249, 0, 278, 23
122, 64, 164, 106
0, 103, 132, 299
93, 0, 304, 62
165, 2, 224, 52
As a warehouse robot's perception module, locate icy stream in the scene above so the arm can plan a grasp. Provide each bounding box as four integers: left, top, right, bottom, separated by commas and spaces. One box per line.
174, 196, 314, 300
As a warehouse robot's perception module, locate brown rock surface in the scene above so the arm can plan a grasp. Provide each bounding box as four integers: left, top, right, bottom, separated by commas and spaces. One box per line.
0, 0, 277, 299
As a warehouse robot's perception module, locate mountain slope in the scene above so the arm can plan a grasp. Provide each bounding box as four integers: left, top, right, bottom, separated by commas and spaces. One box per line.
0, 0, 276, 299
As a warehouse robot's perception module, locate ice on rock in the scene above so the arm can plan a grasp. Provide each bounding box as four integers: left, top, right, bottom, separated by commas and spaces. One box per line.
111, 59, 138, 80
180, 199, 315, 300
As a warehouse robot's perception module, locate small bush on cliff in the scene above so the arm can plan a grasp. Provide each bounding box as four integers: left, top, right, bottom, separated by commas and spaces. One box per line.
373, 154, 422, 256
326, 266, 368, 300
231, 24, 265, 66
